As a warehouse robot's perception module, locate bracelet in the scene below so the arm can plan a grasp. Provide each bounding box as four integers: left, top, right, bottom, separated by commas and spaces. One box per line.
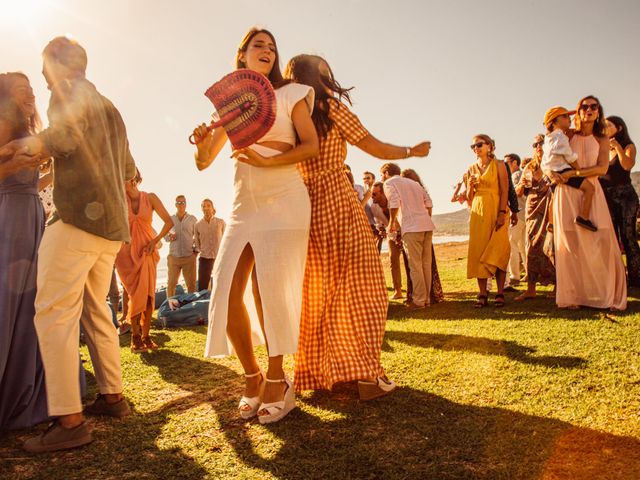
405, 147, 411, 158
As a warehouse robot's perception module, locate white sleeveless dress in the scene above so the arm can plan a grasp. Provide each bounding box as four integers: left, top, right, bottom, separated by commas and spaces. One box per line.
205, 83, 314, 357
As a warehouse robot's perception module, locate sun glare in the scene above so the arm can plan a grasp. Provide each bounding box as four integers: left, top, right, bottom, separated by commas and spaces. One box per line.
2, 0, 47, 24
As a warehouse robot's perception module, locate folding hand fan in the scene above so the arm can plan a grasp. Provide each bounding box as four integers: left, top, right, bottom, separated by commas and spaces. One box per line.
189, 69, 276, 149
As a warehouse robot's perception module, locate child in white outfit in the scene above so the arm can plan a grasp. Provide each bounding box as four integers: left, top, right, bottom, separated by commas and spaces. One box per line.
541, 106, 597, 232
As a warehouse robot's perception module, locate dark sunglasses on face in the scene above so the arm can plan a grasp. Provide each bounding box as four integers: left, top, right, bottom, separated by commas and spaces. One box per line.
532, 141, 544, 148
175, 201, 186, 205
470, 142, 486, 150
580, 103, 599, 111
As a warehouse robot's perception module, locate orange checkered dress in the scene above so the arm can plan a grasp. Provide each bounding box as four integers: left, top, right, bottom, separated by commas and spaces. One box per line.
295, 99, 388, 391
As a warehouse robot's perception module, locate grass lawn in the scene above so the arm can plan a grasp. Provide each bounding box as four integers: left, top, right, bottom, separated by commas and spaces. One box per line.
2, 242, 639, 479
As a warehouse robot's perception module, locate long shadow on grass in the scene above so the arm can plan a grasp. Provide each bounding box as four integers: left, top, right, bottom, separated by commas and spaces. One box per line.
223, 387, 640, 479
388, 296, 640, 322
0, 348, 230, 480
382, 331, 587, 368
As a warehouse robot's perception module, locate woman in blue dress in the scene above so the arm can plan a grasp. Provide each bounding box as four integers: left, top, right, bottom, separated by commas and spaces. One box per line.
0, 72, 49, 430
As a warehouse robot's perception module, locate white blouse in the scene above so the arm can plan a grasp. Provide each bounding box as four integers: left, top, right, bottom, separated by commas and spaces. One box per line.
258, 82, 314, 147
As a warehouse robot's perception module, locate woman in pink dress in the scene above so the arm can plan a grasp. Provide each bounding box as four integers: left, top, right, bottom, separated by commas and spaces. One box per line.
115, 169, 174, 351
550, 95, 627, 310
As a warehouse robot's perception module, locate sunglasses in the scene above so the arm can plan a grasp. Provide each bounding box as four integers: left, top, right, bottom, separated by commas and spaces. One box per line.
470, 142, 486, 150
175, 201, 186, 205
580, 103, 599, 111
532, 141, 544, 148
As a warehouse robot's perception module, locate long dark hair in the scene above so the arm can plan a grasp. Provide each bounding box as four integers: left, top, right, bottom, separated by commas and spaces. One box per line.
235, 28, 285, 88
607, 115, 634, 149
284, 54, 354, 138
401, 168, 425, 188
0, 72, 41, 140
575, 95, 607, 138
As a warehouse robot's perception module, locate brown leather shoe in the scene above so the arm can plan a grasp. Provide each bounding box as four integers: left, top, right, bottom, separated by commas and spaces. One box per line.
84, 394, 131, 418
23, 421, 93, 453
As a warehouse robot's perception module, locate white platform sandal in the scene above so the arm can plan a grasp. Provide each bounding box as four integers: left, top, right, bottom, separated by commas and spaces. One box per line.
357, 375, 397, 401
257, 377, 296, 425
238, 371, 264, 420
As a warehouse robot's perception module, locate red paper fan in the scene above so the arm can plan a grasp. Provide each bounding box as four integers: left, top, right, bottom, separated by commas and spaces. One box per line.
189, 69, 276, 149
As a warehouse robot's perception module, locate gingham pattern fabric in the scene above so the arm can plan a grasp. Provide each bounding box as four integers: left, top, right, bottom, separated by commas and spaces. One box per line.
295, 100, 388, 391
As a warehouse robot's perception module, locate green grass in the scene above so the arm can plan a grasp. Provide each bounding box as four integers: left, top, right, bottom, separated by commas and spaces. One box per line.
2, 242, 640, 479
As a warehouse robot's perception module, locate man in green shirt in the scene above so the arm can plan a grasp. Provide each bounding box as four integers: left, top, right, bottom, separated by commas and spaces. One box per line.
3, 37, 136, 453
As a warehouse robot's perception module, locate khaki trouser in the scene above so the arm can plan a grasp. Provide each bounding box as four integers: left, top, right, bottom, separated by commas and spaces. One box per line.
167, 253, 197, 297
388, 238, 403, 292
402, 231, 433, 307
34, 221, 123, 416
508, 218, 526, 282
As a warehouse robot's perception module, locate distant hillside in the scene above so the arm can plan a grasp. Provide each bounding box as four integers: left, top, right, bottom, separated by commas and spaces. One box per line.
631, 172, 640, 196
432, 209, 470, 236
432, 174, 640, 237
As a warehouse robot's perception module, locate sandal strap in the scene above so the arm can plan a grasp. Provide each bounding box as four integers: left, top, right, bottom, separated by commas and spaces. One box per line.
239, 395, 260, 409
258, 400, 286, 414
265, 377, 286, 383
244, 371, 262, 378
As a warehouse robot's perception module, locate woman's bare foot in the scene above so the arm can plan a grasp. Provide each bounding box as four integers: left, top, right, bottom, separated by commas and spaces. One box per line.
391, 291, 403, 300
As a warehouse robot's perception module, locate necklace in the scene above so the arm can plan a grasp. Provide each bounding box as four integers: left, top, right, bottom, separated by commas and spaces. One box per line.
476, 158, 491, 174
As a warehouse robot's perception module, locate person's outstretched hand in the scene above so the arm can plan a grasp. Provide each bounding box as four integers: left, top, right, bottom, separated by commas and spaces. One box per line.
410, 141, 431, 157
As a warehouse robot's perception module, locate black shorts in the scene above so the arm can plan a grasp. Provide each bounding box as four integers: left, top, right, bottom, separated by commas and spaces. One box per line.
556, 167, 586, 189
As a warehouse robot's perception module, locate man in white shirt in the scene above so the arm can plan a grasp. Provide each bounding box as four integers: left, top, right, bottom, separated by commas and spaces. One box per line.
195, 198, 226, 290
381, 163, 435, 309
164, 195, 198, 298
505, 154, 526, 287
371, 182, 413, 302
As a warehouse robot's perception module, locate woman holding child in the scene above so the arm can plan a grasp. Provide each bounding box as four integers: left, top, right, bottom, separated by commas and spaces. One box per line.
550, 96, 626, 310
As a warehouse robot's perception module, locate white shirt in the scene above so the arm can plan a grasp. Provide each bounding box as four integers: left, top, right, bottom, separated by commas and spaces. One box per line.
383, 176, 435, 233
195, 216, 226, 259
542, 130, 579, 172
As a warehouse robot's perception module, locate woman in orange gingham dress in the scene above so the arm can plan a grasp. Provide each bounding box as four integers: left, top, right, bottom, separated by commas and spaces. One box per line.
285, 55, 431, 399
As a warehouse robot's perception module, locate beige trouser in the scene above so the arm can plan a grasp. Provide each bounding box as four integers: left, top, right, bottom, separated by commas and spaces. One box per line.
402, 231, 433, 306
34, 221, 123, 416
167, 253, 197, 297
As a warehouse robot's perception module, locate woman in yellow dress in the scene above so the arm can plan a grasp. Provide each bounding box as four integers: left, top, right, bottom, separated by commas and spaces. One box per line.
465, 134, 510, 307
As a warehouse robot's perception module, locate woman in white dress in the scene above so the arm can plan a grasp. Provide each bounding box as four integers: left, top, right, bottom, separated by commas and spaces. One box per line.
192, 28, 318, 424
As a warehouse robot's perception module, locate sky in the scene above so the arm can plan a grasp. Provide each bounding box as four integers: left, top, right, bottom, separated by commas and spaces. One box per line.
2, 0, 640, 236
